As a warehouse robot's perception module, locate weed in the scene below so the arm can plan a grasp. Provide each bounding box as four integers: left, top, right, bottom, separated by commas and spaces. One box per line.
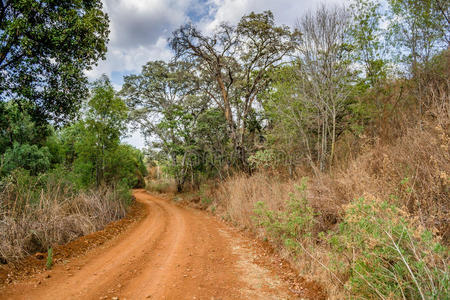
329, 197, 449, 299
253, 178, 317, 254
46, 248, 53, 270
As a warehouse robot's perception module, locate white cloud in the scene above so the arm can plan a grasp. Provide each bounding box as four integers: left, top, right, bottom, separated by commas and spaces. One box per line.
200, 0, 348, 32
88, 0, 349, 83
86, 0, 193, 81
86, 37, 172, 80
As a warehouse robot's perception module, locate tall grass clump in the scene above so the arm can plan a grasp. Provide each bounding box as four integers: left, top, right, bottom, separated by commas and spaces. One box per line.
0, 169, 131, 264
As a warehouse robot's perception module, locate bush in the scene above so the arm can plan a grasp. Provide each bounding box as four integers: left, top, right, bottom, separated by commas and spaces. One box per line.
1, 143, 51, 176
253, 178, 317, 253
329, 197, 449, 299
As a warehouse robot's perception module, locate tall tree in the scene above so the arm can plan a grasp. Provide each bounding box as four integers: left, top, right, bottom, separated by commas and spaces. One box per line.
388, 0, 449, 72
170, 11, 300, 168
0, 0, 109, 124
296, 5, 355, 171
78, 76, 128, 187
121, 61, 205, 191
349, 0, 388, 89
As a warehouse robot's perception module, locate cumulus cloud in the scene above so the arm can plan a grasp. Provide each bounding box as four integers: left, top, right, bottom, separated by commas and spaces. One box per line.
86, 0, 193, 82
87, 0, 348, 84
199, 0, 347, 33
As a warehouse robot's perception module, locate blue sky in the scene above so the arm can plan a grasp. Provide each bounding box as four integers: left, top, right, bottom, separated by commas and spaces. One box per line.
86, 0, 347, 149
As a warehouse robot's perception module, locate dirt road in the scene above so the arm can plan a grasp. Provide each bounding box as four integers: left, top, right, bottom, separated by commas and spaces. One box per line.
1, 190, 318, 299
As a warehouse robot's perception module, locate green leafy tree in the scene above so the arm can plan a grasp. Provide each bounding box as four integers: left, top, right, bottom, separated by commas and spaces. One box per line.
388, 0, 449, 72
75, 76, 128, 187
170, 11, 300, 168
0, 0, 109, 124
122, 61, 205, 191
104, 144, 148, 188
349, 0, 388, 89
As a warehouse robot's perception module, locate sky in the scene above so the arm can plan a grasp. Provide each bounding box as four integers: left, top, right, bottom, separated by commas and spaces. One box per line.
86, 0, 347, 149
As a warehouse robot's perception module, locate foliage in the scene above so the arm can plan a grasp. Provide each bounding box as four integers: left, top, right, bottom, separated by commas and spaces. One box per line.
387, 0, 449, 70
0, 0, 109, 124
1, 143, 51, 176
0, 101, 51, 154
329, 197, 449, 299
73, 76, 128, 187
248, 149, 277, 170
349, 0, 388, 88
253, 178, 317, 254
122, 61, 227, 191
46, 247, 53, 270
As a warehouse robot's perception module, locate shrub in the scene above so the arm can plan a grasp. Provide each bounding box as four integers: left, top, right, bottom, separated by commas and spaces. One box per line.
253, 178, 317, 254
329, 197, 449, 299
1, 143, 51, 176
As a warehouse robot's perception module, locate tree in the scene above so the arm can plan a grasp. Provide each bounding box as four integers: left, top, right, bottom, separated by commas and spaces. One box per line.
296, 5, 355, 171
76, 76, 128, 187
261, 63, 315, 175
387, 0, 449, 115
0, 0, 109, 124
170, 11, 300, 168
388, 0, 449, 73
349, 0, 388, 89
122, 61, 207, 191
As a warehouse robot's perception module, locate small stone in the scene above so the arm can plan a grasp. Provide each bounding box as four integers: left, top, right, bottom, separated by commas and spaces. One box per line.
117, 283, 122, 288
45, 274, 51, 278
111, 297, 119, 300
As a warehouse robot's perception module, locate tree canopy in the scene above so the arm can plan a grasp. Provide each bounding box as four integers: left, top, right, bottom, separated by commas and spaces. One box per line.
0, 0, 109, 124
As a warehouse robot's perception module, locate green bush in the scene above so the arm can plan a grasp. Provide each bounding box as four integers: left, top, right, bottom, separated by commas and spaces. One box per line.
252, 179, 449, 299
329, 198, 449, 299
253, 178, 317, 254
1, 143, 51, 176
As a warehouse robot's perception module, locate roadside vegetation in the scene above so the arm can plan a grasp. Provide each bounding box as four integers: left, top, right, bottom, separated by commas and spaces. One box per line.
138, 0, 449, 298
1, 0, 448, 298
0, 1, 146, 265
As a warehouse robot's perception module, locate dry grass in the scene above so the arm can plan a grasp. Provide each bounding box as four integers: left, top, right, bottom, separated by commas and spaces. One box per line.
213, 120, 449, 296
145, 178, 177, 194
212, 77, 449, 297
0, 172, 130, 265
